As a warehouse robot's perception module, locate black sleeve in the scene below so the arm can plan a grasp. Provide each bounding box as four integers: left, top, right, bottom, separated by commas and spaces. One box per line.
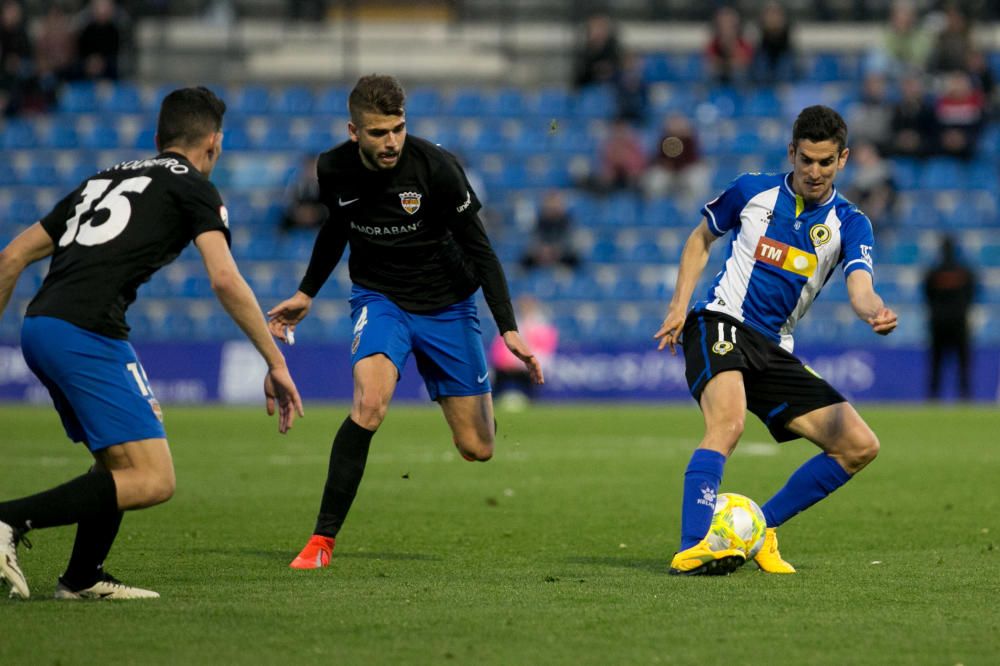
434, 154, 517, 332
448, 211, 517, 333
183, 175, 231, 245
298, 218, 347, 297
37, 190, 77, 242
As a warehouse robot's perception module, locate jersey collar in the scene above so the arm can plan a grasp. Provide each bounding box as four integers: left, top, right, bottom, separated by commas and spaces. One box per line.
782, 172, 837, 210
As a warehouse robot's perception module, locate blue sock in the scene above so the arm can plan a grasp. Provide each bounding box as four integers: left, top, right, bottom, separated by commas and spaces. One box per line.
761, 453, 852, 528
679, 449, 726, 549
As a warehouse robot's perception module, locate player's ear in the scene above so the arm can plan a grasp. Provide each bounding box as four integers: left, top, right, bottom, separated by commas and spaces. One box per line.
787, 142, 795, 165
347, 121, 359, 142
839, 146, 850, 168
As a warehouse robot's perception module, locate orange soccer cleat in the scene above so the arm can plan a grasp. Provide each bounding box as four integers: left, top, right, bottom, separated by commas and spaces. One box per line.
289, 535, 335, 570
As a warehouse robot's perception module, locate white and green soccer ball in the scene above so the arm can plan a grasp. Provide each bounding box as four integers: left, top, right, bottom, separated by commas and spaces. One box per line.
707, 493, 767, 559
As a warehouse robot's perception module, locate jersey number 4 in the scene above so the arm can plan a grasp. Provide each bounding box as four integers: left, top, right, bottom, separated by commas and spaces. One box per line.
58, 176, 153, 248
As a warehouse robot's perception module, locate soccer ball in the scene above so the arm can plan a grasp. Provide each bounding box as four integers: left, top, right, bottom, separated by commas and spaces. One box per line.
707, 493, 767, 560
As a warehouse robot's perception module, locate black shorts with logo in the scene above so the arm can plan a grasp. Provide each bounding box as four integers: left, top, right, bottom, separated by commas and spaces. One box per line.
681, 309, 846, 442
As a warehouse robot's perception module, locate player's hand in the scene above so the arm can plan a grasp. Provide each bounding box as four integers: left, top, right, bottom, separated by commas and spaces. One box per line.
654, 305, 687, 354
868, 306, 898, 336
502, 330, 545, 385
264, 365, 304, 434
267, 291, 313, 344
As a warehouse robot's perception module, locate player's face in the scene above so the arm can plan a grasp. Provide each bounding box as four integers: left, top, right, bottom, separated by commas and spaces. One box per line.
788, 139, 848, 204
349, 112, 407, 171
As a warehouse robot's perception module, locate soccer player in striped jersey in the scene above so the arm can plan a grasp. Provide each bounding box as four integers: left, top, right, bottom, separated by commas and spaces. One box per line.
655, 105, 897, 575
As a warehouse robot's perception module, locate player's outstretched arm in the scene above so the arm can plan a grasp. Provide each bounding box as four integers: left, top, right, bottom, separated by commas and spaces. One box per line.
502, 330, 544, 385
266, 291, 313, 344
847, 270, 897, 335
655, 220, 716, 353
194, 230, 305, 432
0, 223, 54, 318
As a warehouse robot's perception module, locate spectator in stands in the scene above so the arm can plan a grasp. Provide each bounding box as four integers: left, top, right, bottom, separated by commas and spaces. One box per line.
589, 116, 646, 194
888, 72, 939, 158
35, 4, 76, 83
933, 69, 986, 160
615, 51, 648, 124
704, 5, 753, 87
751, 0, 797, 85
642, 112, 710, 209
844, 141, 898, 239
926, 3, 973, 76
923, 235, 976, 401
0, 1, 31, 73
280, 155, 328, 233
76, 0, 123, 81
872, 0, 932, 77
964, 48, 995, 108
846, 72, 893, 154
572, 13, 622, 89
489, 295, 558, 410
520, 189, 579, 271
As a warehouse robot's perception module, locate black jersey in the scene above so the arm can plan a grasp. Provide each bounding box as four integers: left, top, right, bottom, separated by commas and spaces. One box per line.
299, 135, 517, 333
26, 152, 230, 339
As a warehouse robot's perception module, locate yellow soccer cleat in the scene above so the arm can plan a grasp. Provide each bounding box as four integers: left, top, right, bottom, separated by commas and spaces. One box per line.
669, 539, 746, 576
754, 528, 796, 574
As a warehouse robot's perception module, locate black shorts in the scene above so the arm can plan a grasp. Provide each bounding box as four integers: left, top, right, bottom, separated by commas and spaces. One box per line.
681, 310, 846, 442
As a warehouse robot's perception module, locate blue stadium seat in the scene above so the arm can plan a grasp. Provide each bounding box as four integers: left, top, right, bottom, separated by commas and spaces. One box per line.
59, 82, 98, 113
670, 53, 704, 83
494, 88, 528, 118
273, 86, 315, 115
314, 87, 349, 115
132, 127, 156, 150
100, 82, 145, 114
2, 120, 39, 149
743, 89, 782, 118
890, 158, 920, 190
588, 237, 621, 263
405, 87, 443, 116
43, 118, 80, 149
643, 53, 674, 83
231, 85, 271, 115
628, 241, 666, 264
255, 122, 295, 151
0, 163, 18, 186
574, 85, 616, 119
448, 88, 489, 117
533, 88, 572, 118
80, 121, 121, 149
21, 160, 61, 187
920, 158, 964, 190
222, 125, 253, 151
640, 198, 680, 227
6, 195, 41, 225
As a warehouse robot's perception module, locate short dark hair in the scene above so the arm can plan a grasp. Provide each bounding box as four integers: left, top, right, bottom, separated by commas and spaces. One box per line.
348, 74, 405, 124
792, 105, 848, 152
156, 86, 226, 149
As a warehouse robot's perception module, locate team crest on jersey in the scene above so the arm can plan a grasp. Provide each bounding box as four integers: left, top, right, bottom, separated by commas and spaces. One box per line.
399, 191, 422, 215
712, 341, 734, 355
810, 224, 831, 246
219, 205, 229, 228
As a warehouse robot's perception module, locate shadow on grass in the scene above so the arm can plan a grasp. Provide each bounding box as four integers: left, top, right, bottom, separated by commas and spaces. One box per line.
191, 548, 441, 564
564, 556, 667, 574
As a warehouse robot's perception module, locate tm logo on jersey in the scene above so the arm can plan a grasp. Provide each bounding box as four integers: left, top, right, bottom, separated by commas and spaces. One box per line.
755, 237, 817, 278
399, 191, 422, 215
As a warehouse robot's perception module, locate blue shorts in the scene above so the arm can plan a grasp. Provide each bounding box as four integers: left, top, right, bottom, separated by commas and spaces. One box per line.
349, 286, 491, 400
21, 316, 166, 451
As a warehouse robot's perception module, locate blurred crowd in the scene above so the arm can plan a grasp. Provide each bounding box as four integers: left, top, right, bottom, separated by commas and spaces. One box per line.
0, 0, 129, 117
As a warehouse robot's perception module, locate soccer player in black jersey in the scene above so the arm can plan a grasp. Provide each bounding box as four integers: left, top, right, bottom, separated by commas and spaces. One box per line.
0, 87, 303, 600
267, 74, 543, 569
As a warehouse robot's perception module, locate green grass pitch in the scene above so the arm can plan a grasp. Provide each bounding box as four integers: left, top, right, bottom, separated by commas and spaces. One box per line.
1, 403, 998, 665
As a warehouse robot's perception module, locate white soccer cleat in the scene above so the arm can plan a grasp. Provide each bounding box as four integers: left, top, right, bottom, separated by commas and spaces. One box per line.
0, 520, 30, 599
54, 573, 159, 600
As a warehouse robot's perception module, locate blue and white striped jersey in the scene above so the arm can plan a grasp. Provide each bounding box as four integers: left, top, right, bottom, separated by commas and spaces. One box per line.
694, 172, 875, 352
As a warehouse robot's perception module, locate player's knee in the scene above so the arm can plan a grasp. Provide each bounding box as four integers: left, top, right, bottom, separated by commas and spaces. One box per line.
706, 414, 745, 447
137, 469, 175, 507
353, 397, 388, 431
841, 429, 880, 473
455, 434, 494, 462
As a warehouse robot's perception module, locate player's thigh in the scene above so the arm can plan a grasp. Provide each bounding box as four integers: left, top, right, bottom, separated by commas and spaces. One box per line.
439, 393, 495, 446
92, 437, 175, 509
21, 316, 166, 452
785, 401, 879, 472
699, 370, 748, 452
410, 299, 490, 401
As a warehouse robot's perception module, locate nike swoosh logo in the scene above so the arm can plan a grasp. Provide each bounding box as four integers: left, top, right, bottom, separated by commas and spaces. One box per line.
339, 197, 359, 206
477, 373, 489, 383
